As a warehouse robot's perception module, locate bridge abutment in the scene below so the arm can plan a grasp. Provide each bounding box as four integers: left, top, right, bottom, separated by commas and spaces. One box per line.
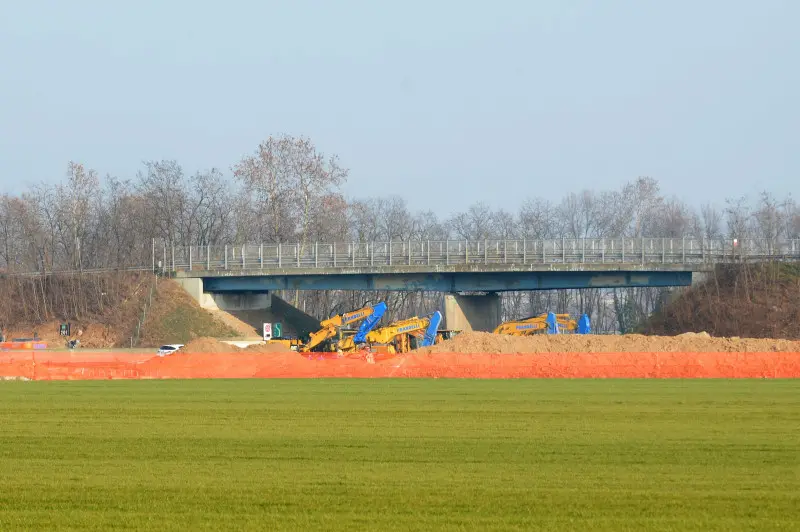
175, 278, 320, 338
442, 293, 502, 332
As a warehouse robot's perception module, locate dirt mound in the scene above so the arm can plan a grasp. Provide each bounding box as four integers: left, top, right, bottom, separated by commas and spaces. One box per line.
181, 337, 236, 354
207, 309, 260, 337
414, 331, 800, 354
243, 342, 293, 353
645, 263, 800, 339
181, 338, 293, 354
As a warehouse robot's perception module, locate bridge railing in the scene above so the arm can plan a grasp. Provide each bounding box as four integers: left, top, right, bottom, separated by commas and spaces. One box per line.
160, 238, 800, 272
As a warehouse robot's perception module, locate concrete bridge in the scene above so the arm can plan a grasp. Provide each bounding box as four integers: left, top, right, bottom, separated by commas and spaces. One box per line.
168, 237, 799, 332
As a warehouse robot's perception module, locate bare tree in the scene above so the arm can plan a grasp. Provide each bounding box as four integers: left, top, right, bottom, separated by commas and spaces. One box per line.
233, 135, 347, 246
137, 160, 188, 245
700, 203, 723, 240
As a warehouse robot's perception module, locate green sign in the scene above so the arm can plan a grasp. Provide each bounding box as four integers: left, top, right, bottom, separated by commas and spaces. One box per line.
59, 323, 70, 336
273, 323, 282, 338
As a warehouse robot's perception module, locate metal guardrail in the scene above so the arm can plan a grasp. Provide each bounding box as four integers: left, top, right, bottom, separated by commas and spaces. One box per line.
156, 238, 800, 272
4, 238, 798, 277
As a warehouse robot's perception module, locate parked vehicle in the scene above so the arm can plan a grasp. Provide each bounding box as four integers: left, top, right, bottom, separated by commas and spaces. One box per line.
157, 344, 184, 356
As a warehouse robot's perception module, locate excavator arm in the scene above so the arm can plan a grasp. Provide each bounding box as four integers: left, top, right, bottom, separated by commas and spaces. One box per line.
363, 311, 442, 353
300, 302, 387, 352
494, 312, 578, 336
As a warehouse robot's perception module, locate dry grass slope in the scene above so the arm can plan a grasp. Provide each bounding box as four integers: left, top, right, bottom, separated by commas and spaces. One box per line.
138, 280, 238, 347
645, 263, 800, 339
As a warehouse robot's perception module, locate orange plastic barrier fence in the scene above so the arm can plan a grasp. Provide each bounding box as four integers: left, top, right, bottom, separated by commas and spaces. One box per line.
1, 351, 799, 380
0, 341, 47, 350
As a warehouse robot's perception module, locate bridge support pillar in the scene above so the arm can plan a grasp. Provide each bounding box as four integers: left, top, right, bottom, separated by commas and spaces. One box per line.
442, 293, 502, 333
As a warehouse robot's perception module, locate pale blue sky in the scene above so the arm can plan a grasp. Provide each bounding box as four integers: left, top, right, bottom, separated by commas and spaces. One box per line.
1, 0, 797, 214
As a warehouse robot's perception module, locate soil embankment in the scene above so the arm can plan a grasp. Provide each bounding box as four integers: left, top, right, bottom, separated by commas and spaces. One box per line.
414, 331, 800, 354
645, 263, 800, 339
1, 273, 238, 348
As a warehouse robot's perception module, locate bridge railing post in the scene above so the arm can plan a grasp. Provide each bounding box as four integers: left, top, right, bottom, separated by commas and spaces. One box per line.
315, 242, 319, 268
641, 237, 644, 265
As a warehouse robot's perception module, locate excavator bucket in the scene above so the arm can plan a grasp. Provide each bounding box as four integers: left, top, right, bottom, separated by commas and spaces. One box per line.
353, 302, 387, 343
421, 311, 442, 347
578, 314, 591, 334
546, 312, 560, 334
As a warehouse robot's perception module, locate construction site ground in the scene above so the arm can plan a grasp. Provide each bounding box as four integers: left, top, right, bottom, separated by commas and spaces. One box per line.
3, 263, 799, 379
3, 330, 800, 380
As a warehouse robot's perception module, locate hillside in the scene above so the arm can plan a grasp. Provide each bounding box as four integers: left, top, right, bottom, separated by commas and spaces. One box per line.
644, 263, 800, 339
137, 280, 239, 347
0, 273, 237, 348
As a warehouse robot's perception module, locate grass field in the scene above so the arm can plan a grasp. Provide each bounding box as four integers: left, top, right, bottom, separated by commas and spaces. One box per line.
0, 380, 798, 531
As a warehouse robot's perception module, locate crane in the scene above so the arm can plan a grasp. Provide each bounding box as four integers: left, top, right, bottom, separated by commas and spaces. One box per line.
299, 302, 387, 352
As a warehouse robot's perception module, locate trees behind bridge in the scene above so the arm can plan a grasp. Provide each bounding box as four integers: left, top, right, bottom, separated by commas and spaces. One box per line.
1, 134, 798, 333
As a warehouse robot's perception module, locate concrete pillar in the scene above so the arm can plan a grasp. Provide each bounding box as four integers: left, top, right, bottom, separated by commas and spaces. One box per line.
442, 293, 502, 332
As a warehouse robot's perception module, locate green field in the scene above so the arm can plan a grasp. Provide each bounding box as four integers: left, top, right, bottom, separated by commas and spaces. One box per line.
1, 380, 798, 531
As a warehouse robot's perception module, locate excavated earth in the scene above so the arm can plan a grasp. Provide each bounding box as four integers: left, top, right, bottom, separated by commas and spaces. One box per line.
177, 331, 800, 355
413, 331, 800, 354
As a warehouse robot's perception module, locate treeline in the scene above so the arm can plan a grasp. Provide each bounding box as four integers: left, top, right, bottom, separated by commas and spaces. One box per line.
1, 134, 798, 332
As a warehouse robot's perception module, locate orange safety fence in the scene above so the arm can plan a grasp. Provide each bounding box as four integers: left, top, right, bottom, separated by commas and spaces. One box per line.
2, 350, 800, 380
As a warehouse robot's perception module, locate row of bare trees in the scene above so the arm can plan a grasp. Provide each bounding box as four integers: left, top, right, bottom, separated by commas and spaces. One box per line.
1, 134, 798, 332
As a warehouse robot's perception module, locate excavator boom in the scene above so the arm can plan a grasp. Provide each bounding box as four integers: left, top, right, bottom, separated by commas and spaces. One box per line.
363, 311, 442, 353
301, 302, 387, 352
494, 312, 587, 336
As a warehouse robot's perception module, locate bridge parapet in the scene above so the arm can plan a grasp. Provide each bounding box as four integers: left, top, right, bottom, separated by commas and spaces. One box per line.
160, 238, 799, 274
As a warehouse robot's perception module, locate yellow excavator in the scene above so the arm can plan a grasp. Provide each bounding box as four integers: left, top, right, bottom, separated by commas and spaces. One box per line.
339, 311, 443, 354
493, 312, 578, 336
298, 302, 388, 352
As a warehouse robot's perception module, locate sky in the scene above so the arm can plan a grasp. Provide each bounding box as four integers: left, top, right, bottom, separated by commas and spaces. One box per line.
1, 0, 798, 215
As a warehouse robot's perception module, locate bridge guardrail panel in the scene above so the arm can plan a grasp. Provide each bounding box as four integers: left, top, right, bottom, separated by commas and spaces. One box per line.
10, 238, 799, 276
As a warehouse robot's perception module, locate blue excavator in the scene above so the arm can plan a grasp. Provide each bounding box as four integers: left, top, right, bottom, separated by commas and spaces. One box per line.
300, 302, 388, 352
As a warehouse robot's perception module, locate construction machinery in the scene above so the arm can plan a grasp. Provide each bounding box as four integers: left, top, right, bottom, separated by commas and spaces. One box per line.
298, 302, 388, 352
493, 312, 590, 336
266, 336, 304, 351
351, 311, 443, 354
